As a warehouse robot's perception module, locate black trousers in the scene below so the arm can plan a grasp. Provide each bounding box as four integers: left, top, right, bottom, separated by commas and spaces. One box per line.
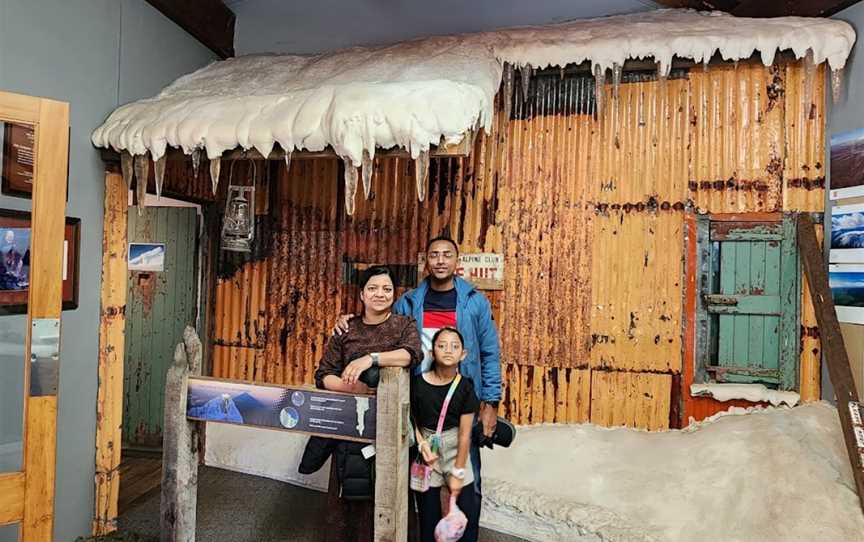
413, 484, 481, 542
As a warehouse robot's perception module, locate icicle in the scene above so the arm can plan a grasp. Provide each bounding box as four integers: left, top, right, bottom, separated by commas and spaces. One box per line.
284, 150, 293, 174
415, 150, 429, 202
520, 63, 533, 103
560, 66, 566, 79
612, 63, 622, 100
361, 150, 374, 199
192, 149, 202, 178
209, 156, 221, 195
803, 49, 816, 112
343, 158, 358, 215
133, 154, 149, 216
656, 61, 667, 87
121, 151, 134, 190
831, 66, 844, 104
502, 63, 515, 120
153, 155, 166, 199
593, 64, 606, 116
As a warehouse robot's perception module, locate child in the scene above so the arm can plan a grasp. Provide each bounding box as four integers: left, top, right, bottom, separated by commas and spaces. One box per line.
411, 326, 480, 542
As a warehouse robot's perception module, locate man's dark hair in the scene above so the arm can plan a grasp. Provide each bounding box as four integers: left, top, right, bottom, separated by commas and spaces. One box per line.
359, 265, 393, 289
426, 235, 459, 254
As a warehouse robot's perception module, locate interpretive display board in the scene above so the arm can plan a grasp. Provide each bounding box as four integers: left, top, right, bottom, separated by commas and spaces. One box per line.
186, 377, 376, 443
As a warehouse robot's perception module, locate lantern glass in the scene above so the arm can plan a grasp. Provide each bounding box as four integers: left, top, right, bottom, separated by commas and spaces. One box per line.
221, 185, 255, 252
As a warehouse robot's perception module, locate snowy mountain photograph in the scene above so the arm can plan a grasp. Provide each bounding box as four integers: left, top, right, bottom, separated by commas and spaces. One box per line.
831, 209, 864, 249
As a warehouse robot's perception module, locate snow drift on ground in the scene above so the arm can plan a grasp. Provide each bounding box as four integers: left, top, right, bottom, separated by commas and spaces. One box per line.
480, 402, 864, 542
91, 9, 854, 168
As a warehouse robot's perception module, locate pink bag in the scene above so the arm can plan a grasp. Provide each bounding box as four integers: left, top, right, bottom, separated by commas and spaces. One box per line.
434, 495, 468, 542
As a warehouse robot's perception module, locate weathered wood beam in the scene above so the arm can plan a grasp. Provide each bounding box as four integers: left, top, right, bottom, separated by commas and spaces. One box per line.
797, 214, 864, 515
145, 0, 235, 59
92, 169, 129, 536
733, 0, 863, 17
161, 327, 203, 542
373, 367, 411, 542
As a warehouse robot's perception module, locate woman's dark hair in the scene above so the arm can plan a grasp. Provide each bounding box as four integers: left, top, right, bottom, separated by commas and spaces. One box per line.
359, 265, 394, 289
431, 326, 465, 349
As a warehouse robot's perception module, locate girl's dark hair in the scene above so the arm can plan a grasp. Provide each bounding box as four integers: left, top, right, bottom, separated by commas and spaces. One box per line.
431, 326, 464, 349
359, 265, 393, 289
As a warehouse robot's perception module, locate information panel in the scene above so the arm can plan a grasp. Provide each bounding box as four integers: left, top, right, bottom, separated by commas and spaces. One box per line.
186, 377, 376, 442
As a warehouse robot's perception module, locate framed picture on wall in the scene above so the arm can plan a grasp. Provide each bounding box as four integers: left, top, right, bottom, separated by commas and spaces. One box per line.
0, 209, 80, 314
830, 128, 864, 200
1, 122, 36, 197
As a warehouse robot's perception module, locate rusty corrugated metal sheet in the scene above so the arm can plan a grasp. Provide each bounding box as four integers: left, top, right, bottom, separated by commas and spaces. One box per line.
783, 63, 826, 212
210, 59, 825, 430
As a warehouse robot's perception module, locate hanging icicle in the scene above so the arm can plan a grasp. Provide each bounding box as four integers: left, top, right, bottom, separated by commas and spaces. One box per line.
612, 63, 622, 100
520, 63, 533, 103
361, 150, 374, 199
121, 151, 134, 190
831, 67, 844, 104
284, 150, 293, 174
153, 155, 166, 199
343, 157, 358, 215
803, 49, 816, 112
192, 149, 202, 178
594, 64, 606, 116
209, 156, 221, 195
656, 61, 667, 88
133, 154, 149, 216
560, 66, 566, 80
415, 150, 429, 202
502, 63, 515, 120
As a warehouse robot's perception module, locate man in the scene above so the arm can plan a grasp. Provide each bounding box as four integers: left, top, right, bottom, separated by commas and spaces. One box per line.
336, 235, 502, 496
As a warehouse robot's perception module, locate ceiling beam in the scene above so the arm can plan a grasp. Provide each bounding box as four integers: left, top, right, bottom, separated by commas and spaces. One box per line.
732, 0, 863, 17
145, 0, 235, 59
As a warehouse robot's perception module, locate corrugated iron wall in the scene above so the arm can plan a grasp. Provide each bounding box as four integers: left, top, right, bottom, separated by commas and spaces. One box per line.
211, 59, 825, 430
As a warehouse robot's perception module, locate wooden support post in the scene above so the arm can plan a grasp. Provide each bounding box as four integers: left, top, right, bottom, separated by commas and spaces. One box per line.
373, 367, 411, 542
161, 326, 202, 542
93, 169, 129, 535
797, 214, 864, 514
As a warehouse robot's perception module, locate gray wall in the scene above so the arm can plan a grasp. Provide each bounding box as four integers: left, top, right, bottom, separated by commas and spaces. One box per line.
828, 3, 864, 403
230, 0, 657, 55
0, 1, 214, 539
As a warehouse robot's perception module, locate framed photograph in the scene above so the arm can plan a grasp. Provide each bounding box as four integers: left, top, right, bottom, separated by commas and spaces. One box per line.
0, 209, 80, 314
1, 122, 35, 198
829, 264, 864, 324
128, 243, 165, 272
830, 203, 864, 263
830, 128, 864, 200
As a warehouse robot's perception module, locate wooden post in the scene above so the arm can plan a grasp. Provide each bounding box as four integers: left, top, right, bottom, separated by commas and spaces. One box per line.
798, 214, 864, 514
373, 367, 411, 542
93, 168, 129, 535
161, 326, 202, 542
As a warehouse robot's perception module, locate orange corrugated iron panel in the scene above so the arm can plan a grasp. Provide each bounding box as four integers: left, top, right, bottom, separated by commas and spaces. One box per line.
784, 63, 826, 212
589, 370, 672, 430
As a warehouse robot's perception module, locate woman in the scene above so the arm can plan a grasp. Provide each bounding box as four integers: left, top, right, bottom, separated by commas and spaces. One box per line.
312, 265, 422, 541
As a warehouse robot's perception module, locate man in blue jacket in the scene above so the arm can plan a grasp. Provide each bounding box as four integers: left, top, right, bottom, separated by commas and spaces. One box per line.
336, 235, 502, 497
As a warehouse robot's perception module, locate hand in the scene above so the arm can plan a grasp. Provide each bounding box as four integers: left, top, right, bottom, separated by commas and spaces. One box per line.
447, 474, 463, 502
480, 402, 498, 437
341, 355, 373, 386
418, 440, 439, 466
332, 314, 354, 336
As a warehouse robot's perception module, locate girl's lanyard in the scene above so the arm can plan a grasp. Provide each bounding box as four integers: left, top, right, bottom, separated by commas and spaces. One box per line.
429, 374, 461, 455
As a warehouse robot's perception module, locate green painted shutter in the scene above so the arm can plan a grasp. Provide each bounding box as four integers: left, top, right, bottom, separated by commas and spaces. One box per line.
123, 206, 199, 448
696, 216, 799, 390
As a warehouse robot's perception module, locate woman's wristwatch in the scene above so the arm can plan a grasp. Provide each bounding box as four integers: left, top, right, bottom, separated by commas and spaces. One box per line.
451, 468, 466, 480
370, 352, 380, 367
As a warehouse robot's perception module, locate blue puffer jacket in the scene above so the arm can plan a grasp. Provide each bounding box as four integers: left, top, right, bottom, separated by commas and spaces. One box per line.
393, 276, 502, 403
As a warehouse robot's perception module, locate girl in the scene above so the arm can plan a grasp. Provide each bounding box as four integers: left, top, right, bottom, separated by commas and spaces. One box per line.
411, 326, 480, 542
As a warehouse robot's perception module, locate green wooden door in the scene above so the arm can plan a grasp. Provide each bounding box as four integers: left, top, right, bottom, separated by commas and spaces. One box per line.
697, 216, 799, 390
123, 206, 199, 448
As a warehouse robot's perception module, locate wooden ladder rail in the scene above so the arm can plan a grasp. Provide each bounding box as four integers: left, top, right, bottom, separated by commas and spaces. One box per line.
797, 214, 864, 514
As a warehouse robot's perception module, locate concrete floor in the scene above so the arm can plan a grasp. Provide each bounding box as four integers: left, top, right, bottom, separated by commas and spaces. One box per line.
119, 466, 524, 542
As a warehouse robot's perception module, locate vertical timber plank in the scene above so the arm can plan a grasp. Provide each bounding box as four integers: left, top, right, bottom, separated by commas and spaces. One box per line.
93, 170, 128, 534
373, 367, 410, 542
23, 97, 69, 541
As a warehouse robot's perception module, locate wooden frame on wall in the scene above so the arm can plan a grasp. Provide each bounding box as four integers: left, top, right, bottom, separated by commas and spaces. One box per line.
0, 209, 80, 314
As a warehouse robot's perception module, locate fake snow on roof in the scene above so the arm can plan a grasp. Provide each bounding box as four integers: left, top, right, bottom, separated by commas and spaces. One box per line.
480, 403, 864, 541
92, 9, 854, 210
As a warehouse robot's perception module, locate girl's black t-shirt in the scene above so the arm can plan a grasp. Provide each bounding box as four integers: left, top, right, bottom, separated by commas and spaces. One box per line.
411, 373, 480, 431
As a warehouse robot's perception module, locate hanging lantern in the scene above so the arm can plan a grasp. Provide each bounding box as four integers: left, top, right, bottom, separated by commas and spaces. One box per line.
221, 184, 255, 252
